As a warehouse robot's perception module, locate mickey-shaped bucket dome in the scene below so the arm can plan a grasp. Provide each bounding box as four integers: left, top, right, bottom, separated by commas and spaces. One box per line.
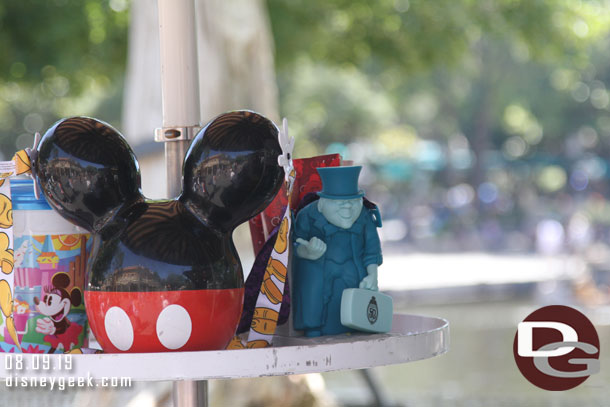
35, 117, 142, 232
33, 111, 284, 352
182, 110, 285, 232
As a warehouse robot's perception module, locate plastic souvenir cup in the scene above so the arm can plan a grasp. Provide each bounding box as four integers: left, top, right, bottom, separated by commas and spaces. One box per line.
0, 178, 90, 353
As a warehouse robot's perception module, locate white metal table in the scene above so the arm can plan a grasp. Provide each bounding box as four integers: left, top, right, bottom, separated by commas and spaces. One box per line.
0, 314, 448, 405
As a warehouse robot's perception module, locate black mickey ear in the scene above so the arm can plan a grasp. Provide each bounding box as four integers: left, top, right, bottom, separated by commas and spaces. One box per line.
181, 111, 284, 232
52, 272, 70, 289
34, 117, 143, 232
69, 287, 82, 307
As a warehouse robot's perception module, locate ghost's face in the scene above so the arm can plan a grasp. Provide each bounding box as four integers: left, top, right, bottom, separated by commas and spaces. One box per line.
317, 197, 363, 230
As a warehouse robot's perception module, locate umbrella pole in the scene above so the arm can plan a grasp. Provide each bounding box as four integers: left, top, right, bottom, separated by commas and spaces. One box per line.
157, 1, 206, 405
156, 0, 201, 198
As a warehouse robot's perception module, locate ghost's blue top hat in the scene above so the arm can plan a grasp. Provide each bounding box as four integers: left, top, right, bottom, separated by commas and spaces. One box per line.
316, 166, 365, 200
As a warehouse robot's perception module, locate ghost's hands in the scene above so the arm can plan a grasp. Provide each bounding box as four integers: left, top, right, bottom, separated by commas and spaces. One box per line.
359, 264, 379, 291
296, 237, 327, 260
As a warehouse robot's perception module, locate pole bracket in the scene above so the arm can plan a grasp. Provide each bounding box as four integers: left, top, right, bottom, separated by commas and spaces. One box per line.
154, 126, 200, 142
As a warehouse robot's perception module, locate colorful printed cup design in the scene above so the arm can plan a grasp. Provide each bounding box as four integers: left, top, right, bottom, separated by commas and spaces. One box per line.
13, 299, 29, 334
0, 234, 90, 353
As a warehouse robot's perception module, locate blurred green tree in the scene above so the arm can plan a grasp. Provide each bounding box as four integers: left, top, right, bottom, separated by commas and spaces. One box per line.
0, 0, 128, 158
269, 0, 610, 178
2, 0, 610, 192
1, 0, 610, 251
270, 0, 599, 72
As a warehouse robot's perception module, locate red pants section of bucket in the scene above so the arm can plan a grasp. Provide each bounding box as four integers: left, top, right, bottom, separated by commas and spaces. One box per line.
85, 288, 244, 353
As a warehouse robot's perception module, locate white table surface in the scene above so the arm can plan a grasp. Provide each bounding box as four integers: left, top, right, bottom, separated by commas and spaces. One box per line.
0, 313, 449, 381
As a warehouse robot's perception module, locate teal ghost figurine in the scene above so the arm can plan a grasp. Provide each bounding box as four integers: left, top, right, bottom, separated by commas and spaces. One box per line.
292, 166, 383, 337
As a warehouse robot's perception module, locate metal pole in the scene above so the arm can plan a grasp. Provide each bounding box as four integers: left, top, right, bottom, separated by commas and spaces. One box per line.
173, 381, 208, 407
157, 1, 207, 405
157, 0, 201, 199
164, 140, 190, 198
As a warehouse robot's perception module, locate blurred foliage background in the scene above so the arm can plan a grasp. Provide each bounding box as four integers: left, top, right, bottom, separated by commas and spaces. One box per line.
3, 0, 610, 258
0, 0, 129, 153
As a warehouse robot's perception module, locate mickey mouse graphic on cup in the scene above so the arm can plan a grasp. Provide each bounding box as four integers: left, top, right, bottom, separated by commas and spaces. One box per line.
34, 272, 83, 353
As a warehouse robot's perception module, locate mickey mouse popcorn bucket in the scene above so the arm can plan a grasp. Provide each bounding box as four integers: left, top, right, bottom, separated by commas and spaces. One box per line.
0, 179, 90, 353
32, 112, 284, 353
